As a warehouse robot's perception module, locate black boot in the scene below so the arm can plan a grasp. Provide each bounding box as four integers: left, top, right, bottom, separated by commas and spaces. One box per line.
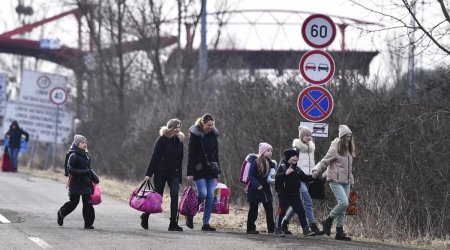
310, 223, 324, 235
140, 213, 149, 230
185, 215, 194, 229
57, 211, 64, 226
335, 226, 351, 241
321, 216, 333, 236
281, 220, 292, 235
168, 218, 183, 232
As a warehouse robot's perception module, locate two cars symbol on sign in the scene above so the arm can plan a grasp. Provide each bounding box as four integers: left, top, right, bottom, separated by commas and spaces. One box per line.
299, 50, 335, 85
297, 86, 334, 122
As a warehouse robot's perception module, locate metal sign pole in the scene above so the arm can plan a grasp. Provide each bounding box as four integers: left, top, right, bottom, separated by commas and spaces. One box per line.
52, 105, 59, 168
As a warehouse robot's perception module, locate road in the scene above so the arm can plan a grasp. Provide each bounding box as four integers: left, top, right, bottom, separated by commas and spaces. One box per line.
0, 172, 420, 250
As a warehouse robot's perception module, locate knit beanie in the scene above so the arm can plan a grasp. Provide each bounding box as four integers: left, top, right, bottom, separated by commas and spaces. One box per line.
298, 126, 312, 140
167, 119, 182, 129
283, 148, 298, 160
73, 134, 86, 146
338, 125, 352, 138
258, 142, 272, 155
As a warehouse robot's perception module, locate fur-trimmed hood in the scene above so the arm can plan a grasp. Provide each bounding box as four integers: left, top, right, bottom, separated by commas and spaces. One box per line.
189, 125, 219, 138
292, 138, 315, 153
159, 126, 185, 142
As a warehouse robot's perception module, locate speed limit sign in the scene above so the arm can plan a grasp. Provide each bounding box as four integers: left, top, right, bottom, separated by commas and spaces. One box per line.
49, 87, 68, 105
302, 14, 336, 48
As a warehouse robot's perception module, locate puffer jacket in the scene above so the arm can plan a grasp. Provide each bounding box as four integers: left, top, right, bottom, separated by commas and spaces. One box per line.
313, 138, 354, 184
187, 125, 220, 180
247, 155, 276, 203
146, 127, 184, 182
67, 145, 99, 195
293, 138, 315, 175
275, 159, 314, 196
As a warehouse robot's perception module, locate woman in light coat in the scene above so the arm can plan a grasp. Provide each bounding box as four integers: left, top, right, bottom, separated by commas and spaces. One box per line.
312, 125, 355, 241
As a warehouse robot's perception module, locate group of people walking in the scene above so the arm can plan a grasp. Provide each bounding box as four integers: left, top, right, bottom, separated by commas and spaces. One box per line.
55, 113, 355, 242
247, 124, 355, 241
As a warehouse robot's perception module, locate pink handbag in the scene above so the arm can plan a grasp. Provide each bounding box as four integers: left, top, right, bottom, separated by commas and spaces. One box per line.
129, 180, 162, 214
90, 184, 102, 205
178, 185, 198, 217
199, 183, 230, 214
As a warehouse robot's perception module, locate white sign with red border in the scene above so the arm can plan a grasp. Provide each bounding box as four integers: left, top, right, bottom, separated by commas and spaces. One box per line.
18, 69, 67, 108
299, 50, 335, 85
302, 14, 336, 48
49, 87, 68, 105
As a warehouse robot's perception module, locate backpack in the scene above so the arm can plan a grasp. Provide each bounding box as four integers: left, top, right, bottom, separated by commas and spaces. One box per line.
239, 154, 257, 184
64, 151, 76, 177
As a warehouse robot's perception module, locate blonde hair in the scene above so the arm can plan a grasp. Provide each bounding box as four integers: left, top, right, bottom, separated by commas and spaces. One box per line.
338, 136, 356, 157
256, 154, 270, 177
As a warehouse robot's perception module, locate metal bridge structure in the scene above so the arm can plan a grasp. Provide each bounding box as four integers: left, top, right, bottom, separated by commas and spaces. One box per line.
0, 6, 380, 76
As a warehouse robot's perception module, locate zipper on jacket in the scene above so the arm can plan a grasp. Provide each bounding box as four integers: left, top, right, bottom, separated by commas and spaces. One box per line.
347, 155, 350, 183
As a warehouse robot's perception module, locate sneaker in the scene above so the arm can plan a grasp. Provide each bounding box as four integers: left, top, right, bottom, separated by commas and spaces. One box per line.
140, 213, 149, 230
246, 230, 259, 234
84, 225, 95, 229
185, 215, 194, 229
273, 228, 285, 237
303, 227, 315, 236
57, 211, 64, 227
201, 224, 216, 231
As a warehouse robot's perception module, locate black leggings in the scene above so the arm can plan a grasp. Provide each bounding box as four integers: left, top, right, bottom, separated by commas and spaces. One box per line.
145, 176, 180, 221
247, 201, 275, 233
59, 194, 95, 227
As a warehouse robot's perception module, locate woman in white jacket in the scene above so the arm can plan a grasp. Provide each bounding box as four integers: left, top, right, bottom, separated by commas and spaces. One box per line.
281, 126, 322, 235
312, 125, 355, 241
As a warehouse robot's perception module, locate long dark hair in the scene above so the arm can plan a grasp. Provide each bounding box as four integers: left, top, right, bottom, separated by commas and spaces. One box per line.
338, 136, 356, 157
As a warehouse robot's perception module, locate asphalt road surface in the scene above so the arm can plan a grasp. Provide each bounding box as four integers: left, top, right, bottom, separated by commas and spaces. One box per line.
0, 172, 421, 250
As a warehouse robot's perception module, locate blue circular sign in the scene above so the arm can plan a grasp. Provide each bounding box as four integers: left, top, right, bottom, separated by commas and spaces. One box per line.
297, 86, 334, 122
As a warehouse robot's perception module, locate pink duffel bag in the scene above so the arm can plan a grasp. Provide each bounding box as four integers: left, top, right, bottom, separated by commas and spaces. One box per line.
178, 185, 198, 217
199, 182, 230, 214
90, 183, 102, 205
129, 180, 162, 214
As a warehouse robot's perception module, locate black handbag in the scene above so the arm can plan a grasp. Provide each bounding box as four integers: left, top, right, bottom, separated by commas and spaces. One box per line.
308, 177, 325, 200
199, 140, 220, 176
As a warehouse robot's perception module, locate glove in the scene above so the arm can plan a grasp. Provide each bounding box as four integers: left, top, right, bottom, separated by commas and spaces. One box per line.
311, 170, 319, 179
91, 169, 100, 184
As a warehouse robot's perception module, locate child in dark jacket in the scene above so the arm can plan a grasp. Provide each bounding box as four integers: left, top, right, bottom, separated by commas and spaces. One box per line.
246, 143, 276, 234
274, 148, 314, 237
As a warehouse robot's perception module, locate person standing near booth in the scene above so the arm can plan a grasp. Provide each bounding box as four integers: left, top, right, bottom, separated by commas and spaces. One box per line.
5, 120, 29, 172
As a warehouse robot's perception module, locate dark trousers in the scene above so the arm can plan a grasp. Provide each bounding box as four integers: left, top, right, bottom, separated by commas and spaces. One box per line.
247, 201, 275, 233
59, 194, 95, 227
145, 175, 180, 222
276, 195, 308, 228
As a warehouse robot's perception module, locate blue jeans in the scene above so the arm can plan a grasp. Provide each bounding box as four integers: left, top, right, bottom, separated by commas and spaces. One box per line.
195, 178, 217, 225
283, 182, 316, 225
328, 182, 350, 227
8, 147, 21, 172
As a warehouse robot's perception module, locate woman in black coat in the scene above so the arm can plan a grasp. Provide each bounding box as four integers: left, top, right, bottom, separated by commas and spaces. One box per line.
186, 113, 220, 231
141, 119, 185, 231
5, 120, 29, 172
57, 134, 99, 229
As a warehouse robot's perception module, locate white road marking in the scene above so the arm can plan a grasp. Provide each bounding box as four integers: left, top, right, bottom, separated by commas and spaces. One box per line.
0, 214, 11, 223
28, 237, 52, 249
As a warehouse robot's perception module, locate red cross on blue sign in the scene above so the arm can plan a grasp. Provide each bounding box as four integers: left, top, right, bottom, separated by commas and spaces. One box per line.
297, 86, 334, 122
